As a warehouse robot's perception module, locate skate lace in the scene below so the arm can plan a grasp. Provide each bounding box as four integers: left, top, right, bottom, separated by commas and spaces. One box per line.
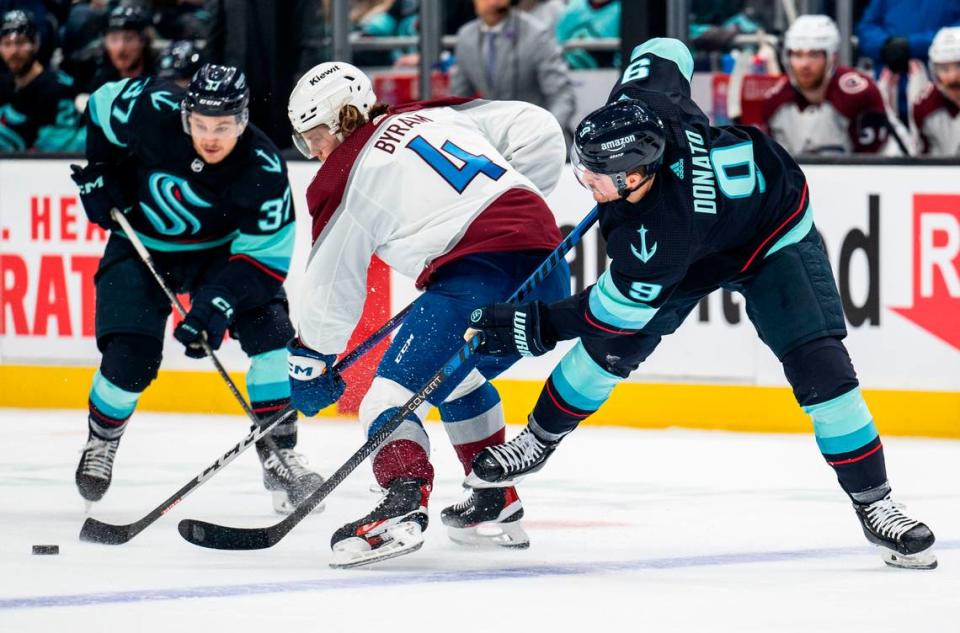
276, 449, 313, 480
489, 429, 544, 475
79, 438, 118, 479
866, 496, 919, 540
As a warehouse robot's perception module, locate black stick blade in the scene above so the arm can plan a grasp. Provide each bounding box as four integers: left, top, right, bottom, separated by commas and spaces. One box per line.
178, 519, 276, 550
79, 518, 138, 545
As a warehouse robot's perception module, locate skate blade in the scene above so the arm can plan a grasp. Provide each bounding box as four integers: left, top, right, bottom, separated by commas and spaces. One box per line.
446, 521, 530, 549
880, 547, 938, 570
330, 522, 424, 569
464, 472, 522, 489
271, 490, 325, 515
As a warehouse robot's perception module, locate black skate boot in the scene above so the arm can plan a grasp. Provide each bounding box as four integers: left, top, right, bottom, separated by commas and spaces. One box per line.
75, 430, 120, 505
256, 442, 326, 514
441, 486, 529, 549
854, 494, 937, 569
466, 426, 559, 488
329, 478, 431, 569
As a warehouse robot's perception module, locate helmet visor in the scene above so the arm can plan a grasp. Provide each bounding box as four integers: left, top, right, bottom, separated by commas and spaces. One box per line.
570, 143, 621, 200
292, 131, 312, 158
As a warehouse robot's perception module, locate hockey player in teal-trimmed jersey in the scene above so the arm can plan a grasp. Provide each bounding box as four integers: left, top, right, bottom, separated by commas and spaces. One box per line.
464, 38, 938, 570
0, 10, 85, 152
70, 63, 325, 514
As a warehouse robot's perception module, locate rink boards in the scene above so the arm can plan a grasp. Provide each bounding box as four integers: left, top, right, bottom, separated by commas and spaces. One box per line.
0, 158, 957, 436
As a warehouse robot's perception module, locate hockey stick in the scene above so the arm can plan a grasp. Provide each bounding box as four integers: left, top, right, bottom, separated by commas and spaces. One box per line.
177, 205, 600, 550
79, 212, 412, 544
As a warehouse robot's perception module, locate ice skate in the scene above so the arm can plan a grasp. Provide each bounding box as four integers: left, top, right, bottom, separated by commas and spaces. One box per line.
466, 426, 558, 488
854, 495, 937, 569
76, 430, 120, 506
329, 478, 430, 569
441, 486, 529, 549
257, 443, 326, 514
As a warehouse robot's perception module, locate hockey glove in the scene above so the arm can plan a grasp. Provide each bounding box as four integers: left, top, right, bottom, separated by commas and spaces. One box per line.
174, 287, 236, 358
468, 301, 556, 357
287, 338, 346, 416
70, 163, 132, 231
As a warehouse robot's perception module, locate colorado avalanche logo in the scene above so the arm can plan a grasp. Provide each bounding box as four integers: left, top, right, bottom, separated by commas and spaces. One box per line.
141, 172, 211, 236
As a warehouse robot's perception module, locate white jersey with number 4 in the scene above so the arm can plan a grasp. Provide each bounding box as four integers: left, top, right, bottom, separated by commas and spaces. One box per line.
299, 98, 566, 355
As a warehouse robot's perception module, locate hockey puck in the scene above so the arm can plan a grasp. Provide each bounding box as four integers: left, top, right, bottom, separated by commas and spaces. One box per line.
32, 544, 59, 555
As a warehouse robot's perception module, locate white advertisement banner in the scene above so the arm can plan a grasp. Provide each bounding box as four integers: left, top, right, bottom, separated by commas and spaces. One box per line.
1, 160, 958, 392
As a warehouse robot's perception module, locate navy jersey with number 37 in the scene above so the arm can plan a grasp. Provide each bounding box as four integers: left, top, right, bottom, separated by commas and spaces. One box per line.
550, 38, 811, 341
84, 77, 295, 310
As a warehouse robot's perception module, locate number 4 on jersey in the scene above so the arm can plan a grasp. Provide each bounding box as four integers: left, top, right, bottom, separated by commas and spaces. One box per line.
408, 136, 506, 194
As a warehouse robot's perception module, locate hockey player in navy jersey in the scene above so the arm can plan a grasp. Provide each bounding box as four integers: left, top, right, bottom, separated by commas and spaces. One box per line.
0, 10, 85, 152
71, 64, 325, 514
465, 38, 937, 570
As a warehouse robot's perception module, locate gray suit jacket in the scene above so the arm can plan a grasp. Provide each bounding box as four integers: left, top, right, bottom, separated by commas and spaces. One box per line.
450, 10, 576, 136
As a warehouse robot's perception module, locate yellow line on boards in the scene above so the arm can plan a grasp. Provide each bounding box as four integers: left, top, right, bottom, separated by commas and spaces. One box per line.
0, 366, 957, 438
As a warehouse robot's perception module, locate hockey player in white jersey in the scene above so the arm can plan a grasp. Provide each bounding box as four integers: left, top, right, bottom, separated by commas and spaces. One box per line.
285, 62, 571, 568
912, 27, 960, 156
762, 15, 890, 155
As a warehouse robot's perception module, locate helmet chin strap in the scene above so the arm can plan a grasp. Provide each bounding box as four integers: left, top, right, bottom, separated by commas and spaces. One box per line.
615, 171, 654, 199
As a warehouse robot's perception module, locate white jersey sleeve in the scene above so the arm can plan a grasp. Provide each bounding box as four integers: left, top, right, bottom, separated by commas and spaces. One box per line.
298, 104, 556, 356
454, 100, 566, 195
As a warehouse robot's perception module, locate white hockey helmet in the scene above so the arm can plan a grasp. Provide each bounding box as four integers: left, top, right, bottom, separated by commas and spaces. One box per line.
784, 15, 841, 86
784, 15, 841, 55
288, 62, 376, 157
929, 26, 960, 67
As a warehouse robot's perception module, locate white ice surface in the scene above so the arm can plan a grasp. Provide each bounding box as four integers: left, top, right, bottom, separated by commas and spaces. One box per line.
0, 410, 957, 633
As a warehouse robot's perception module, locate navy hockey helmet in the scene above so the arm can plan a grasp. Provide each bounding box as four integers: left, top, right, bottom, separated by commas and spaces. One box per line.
1, 9, 38, 41
158, 40, 203, 82
181, 63, 250, 136
571, 99, 666, 199
106, 5, 150, 34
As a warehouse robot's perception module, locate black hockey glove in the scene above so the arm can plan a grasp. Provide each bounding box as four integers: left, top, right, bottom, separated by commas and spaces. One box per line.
70, 163, 132, 231
468, 301, 557, 357
174, 287, 237, 358
880, 36, 910, 74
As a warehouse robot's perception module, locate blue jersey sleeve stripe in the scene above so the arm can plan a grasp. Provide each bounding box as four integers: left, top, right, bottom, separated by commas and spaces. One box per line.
587, 271, 659, 330
765, 202, 814, 259
230, 223, 295, 274
88, 79, 132, 148
803, 387, 874, 439
551, 341, 621, 412
630, 37, 694, 83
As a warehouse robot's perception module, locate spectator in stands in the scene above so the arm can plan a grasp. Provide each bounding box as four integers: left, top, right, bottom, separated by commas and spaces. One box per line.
912, 27, 960, 155
0, 0, 56, 65
86, 5, 154, 93
762, 15, 891, 156
59, 0, 109, 92
555, 0, 619, 69
0, 9, 84, 152
856, 0, 960, 122
450, 0, 576, 144
156, 39, 203, 88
